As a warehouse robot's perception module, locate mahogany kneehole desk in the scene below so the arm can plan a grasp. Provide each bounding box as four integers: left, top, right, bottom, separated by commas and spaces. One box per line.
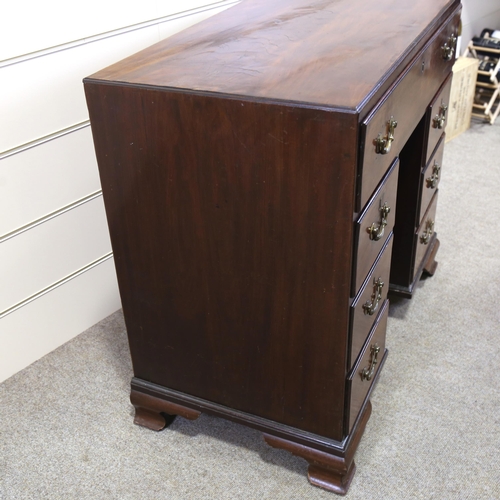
84, 0, 460, 494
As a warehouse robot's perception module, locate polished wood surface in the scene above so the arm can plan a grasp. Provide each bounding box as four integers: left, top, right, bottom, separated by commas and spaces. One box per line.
389, 114, 426, 292
350, 235, 393, 370
264, 401, 372, 495
88, 0, 456, 112
347, 300, 388, 431
415, 190, 439, 272
130, 390, 200, 431
352, 160, 399, 295
131, 377, 360, 455
84, 83, 357, 440
420, 136, 445, 223
84, 0, 461, 493
389, 66, 450, 296
425, 74, 453, 162
358, 11, 458, 209
423, 237, 440, 276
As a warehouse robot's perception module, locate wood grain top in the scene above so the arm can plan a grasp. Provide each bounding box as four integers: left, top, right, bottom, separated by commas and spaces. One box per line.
87, 0, 458, 110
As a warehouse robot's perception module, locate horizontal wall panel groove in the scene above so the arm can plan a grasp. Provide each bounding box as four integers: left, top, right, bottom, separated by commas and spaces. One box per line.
0, 253, 113, 320
0, 26, 158, 152
0, 3, 235, 152
0, 127, 102, 236
0, 191, 102, 244
0, 257, 121, 383
0, 196, 112, 312
1, 1, 239, 66
0, 121, 89, 160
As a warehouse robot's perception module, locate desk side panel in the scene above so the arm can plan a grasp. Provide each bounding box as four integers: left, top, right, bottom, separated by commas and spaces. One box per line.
84, 82, 357, 440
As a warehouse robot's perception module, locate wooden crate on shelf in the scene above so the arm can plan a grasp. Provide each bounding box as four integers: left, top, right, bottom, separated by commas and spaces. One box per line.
445, 57, 479, 141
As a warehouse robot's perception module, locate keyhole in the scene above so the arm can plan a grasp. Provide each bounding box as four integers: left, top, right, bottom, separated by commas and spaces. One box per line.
421, 60, 425, 73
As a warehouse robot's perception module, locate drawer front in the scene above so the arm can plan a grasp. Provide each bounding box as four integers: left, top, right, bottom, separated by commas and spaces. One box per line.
415, 189, 439, 273
358, 10, 459, 210
347, 299, 388, 432
419, 135, 444, 224
350, 233, 393, 370
352, 159, 399, 295
425, 73, 452, 162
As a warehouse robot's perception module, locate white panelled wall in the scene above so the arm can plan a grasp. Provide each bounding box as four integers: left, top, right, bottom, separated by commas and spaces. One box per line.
0, 1, 238, 383
461, 0, 500, 54
1, 1, 498, 384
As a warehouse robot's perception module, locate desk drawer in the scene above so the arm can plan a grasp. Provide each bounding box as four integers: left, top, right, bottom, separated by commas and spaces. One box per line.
419, 135, 444, 224
352, 159, 398, 295
358, 11, 459, 210
350, 234, 393, 370
425, 74, 452, 163
347, 299, 388, 432
415, 190, 439, 273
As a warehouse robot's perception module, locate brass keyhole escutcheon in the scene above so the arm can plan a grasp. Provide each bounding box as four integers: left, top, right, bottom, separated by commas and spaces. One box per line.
420, 219, 435, 245
426, 162, 441, 189
433, 103, 448, 129
442, 34, 457, 61
363, 277, 384, 316
367, 202, 390, 241
375, 117, 398, 155
361, 344, 381, 381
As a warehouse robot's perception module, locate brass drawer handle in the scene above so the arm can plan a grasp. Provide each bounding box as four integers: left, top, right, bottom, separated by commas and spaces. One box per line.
433, 103, 448, 129
426, 161, 441, 189
375, 117, 398, 154
363, 277, 384, 316
420, 219, 435, 245
442, 34, 457, 61
367, 202, 390, 241
361, 344, 381, 381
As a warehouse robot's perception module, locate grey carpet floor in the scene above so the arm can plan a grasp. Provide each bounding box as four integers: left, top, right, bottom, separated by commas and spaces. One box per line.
1, 118, 499, 499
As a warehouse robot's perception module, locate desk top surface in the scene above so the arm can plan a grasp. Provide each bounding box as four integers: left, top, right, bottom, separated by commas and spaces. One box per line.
87, 0, 458, 110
